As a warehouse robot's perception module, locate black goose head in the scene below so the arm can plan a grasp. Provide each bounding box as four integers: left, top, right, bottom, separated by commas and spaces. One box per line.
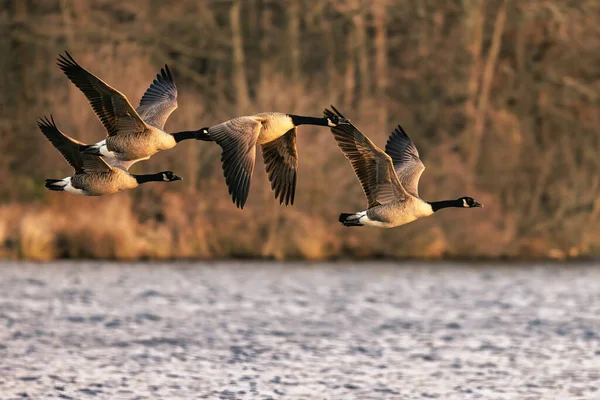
160, 171, 183, 182
134, 171, 183, 184
429, 197, 483, 212
459, 197, 483, 208
288, 114, 350, 127
326, 114, 350, 127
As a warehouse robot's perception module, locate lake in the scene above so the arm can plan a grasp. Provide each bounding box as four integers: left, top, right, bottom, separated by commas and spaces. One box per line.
0, 261, 599, 399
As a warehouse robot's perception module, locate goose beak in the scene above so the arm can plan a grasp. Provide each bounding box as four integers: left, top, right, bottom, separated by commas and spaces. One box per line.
173, 175, 183, 181
473, 201, 483, 208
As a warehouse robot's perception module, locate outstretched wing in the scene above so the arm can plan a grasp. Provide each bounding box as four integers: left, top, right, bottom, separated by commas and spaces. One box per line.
261, 127, 298, 206
81, 154, 112, 174
384, 125, 425, 198
136, 65, 178, 130
325, 106, 407, 209
208, 116, 261, 209
57, 51, 147, 137
37, 115, 86, 173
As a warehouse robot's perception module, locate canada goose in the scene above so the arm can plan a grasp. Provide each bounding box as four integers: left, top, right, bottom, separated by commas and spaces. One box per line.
38, 116, 182, 196
199, 112, 349, 209
325, 107, 482, 228
56, 51, 208, 170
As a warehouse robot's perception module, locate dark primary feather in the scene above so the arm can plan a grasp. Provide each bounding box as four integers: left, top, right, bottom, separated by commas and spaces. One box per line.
325, 107, 407, 209
37, 116, 111, 175
384, 125, 425, 198
37, 116, 86, 173
137, 65, 178, 130
208, 118, 261, 209
324, 105, 347, 120
56, 51, 147, 137
261, 127, 298, 206
139, 65, 176, 107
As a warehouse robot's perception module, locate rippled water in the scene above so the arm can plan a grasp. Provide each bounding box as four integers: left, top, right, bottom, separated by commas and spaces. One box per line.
0, 261, 599, 399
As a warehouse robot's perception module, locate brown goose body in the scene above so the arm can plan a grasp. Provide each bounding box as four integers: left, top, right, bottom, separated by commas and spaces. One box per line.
56, 52, 202, 171
68, 168, 138, 196
362, 198, 436, 228
207, 112, 346, 209
326, 106, 482, 228
102, 127, 176, 163
38, 116, 182, 196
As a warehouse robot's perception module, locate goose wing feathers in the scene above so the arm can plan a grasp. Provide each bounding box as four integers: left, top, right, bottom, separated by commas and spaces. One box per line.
57, 51, 147, 137
261, 127, 298, 206
38, 115, 85, 173
37, 116, 111, 175
81, 154, 113, 174
136, 65, 178, 130
209, 116, 261, 209
324, 107, 407, 209
384, 125, 425, 198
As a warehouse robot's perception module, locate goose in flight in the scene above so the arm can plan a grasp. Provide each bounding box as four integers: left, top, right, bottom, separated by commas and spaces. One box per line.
325, 107, 482, 228
199, 112, 349, 209
57, 51, 207, 170
38, 116, 182, 196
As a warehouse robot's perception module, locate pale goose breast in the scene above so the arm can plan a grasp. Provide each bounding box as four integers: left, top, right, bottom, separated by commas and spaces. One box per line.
253, 112, 294, 144
72, 157, 130, 196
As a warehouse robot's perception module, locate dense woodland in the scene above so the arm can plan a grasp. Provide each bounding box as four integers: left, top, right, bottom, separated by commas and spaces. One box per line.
1, 0, 599, 260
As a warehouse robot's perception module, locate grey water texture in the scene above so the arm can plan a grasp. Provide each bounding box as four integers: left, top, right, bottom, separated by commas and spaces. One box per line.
0, 261, 599, 399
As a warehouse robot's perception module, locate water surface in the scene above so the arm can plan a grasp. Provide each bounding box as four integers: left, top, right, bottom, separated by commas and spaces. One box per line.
0, 261, 599, 399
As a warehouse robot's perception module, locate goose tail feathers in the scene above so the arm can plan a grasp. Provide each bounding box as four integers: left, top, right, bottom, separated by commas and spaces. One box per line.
339, 213, 364, 227
45, 179, 66, 191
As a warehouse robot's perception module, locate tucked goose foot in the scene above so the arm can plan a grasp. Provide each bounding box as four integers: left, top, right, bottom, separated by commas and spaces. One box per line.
339, 213, 364, 227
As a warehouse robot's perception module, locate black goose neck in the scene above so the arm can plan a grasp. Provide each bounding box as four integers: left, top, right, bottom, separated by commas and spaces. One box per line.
429, 199, 461, 212
288, 115, 328, 127
134, 173, 162, 184
172, 130, 198, 143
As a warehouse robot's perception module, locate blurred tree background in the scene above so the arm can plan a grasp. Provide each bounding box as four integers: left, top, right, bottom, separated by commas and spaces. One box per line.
1, 0, 599, 260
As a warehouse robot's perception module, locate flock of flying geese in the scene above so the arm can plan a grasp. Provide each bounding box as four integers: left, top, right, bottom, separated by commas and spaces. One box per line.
39, 52, 482, 229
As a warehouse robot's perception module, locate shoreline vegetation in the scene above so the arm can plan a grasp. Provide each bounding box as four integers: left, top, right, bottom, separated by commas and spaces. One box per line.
2, 1, 599, 261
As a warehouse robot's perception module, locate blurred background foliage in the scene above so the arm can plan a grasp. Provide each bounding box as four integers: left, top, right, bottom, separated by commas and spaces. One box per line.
1, 0, 599, 260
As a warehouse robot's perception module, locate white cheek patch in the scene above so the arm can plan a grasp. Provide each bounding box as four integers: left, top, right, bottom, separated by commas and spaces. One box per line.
463, 199, 469, 208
